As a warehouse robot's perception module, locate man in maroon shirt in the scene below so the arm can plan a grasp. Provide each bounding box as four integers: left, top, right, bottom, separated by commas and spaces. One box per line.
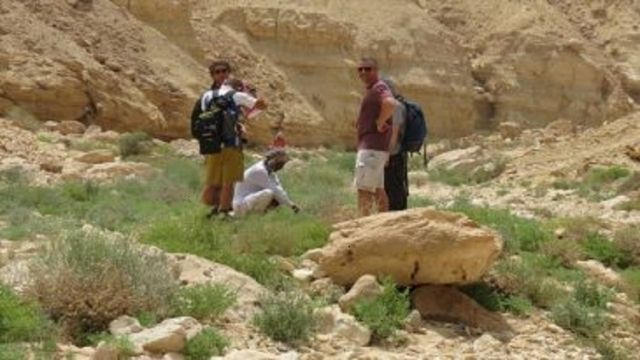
354, 57, 397, 216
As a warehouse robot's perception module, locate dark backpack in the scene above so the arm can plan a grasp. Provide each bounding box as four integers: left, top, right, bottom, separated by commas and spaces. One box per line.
190, 90, 239, 155
398, 96, 428, 153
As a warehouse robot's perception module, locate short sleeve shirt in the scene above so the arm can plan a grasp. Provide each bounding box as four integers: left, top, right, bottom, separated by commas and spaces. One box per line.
356, 80, 393, 151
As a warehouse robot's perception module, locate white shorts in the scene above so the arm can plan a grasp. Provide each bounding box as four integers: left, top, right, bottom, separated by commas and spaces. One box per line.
354, 149, 388, 192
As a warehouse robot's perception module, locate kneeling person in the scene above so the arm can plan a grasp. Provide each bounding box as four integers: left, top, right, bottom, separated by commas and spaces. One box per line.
233, 149, 300, 216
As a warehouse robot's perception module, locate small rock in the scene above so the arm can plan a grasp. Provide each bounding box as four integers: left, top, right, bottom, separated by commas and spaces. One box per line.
129, 317, 202, 354
498, 121, 522, 139
43, 120, 59, 131
600, 195, 631, 210
40, 161, 63, 173
75, 149, 116, 164
404, 309, 424, 333
554, 228, 566, 239
338, 274, 382, 312
293, 268, 314, 282
308, 278, 344, 300
109, 315, 143, 336
56, 120, 86, 135
93, 342, 120, 360
302, 248, 324, 263
273, 255, 296, 273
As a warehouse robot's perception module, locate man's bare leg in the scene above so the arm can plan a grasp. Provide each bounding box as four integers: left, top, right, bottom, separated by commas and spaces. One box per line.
375, 188, 389, 213
358, 189, 375, 217
220, 183, 235, 212
201, 186, 221, 207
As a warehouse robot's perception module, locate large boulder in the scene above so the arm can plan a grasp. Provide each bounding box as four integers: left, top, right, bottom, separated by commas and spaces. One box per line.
316, 208, 503, 286
411, 285, 511, 333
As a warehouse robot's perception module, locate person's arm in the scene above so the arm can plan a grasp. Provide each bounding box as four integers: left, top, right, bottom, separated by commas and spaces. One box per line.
377, 96, 397, 132
247, 166, 294, 208
267, 174, 294, 208
233, 92, 267, 119
387, 105, 404, 153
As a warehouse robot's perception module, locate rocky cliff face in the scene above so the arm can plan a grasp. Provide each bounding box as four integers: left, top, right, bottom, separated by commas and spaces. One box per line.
1, 0, 638, 147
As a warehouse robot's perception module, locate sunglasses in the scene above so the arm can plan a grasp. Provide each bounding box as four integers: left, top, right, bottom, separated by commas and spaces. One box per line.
357, 66, 373, 73
213, 68, 229, 74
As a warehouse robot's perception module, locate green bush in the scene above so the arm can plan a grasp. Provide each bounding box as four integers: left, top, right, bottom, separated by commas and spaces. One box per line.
582, 233, 633, 269
184, 328, 228, 359
28, 230, 178, 343
118, 132, 151, 158
87, 333, 135, 357
621, 268, 640, 303
555, 166, 632, 201
448, 199, 551, 253
428, 158, 506, 187
0, 285, 51, 343
0, 344, 27, 360
495, 254, 569, 308
551, 280, 611, 339
171, 284, 236, 321
253, 291, 316, 344
460, 283, 533, 317
352, 279, 410, 340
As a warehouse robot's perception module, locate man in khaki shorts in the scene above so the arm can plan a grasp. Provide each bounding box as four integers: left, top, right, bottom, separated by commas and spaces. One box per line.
354, 57, 397, 216
198, 61, 267, 217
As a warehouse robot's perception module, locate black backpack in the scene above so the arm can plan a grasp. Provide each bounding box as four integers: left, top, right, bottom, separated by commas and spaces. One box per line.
398, 96, 428, 153
190, 90, 239, 155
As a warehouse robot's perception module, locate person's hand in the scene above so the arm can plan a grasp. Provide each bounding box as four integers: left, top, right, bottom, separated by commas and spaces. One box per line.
255, 98, 267, 110
291, 204, 301, 214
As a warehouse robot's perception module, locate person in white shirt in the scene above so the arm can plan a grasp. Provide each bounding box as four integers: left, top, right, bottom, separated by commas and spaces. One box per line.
233, 149, 300, 217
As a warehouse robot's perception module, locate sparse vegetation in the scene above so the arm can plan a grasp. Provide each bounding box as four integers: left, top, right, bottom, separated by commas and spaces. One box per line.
614, 226, 640, 266
551, 280, 612, 338
170, 284, 236, 321
447, 198, 551, 253
552, 166, 633, 201
0, 285, 51, 344
621, 268, 640, 303
352, 278, 410, 340
253, 291, 316, 344
28, 230, 178, 343
460, 283, 533, 317
118, 131, 152, 158
428, 158, 506, 187
184, 328, 228, 360
582, 233, 633, 269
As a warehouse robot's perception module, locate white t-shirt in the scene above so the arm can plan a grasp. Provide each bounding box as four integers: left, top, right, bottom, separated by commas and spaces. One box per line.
200, 84, 258, 112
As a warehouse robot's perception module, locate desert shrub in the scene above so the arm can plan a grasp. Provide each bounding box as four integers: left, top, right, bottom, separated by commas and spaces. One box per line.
621, 268, 640, 303
461, 283, 533, 317
500, 295, 534, 317
352, 279, 410, 340
253, 291, 316, 344
448, 199, 551, 253
616, 198, 640, 211
555, 166, 632, 200
495, 254, 568, 308
0, 344, 27, 360
118, 132, 152, 158
617, 171, 640, 194
184, 328, 228, 360
87, 333, 135, 357
0, 285, 51, 343
28, 230, 178, 343
170, 284, 236, 321
582, 233, 633, 269
428, 158, 506, 187
551, 280, 612, 338
540, 237, 586, 266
